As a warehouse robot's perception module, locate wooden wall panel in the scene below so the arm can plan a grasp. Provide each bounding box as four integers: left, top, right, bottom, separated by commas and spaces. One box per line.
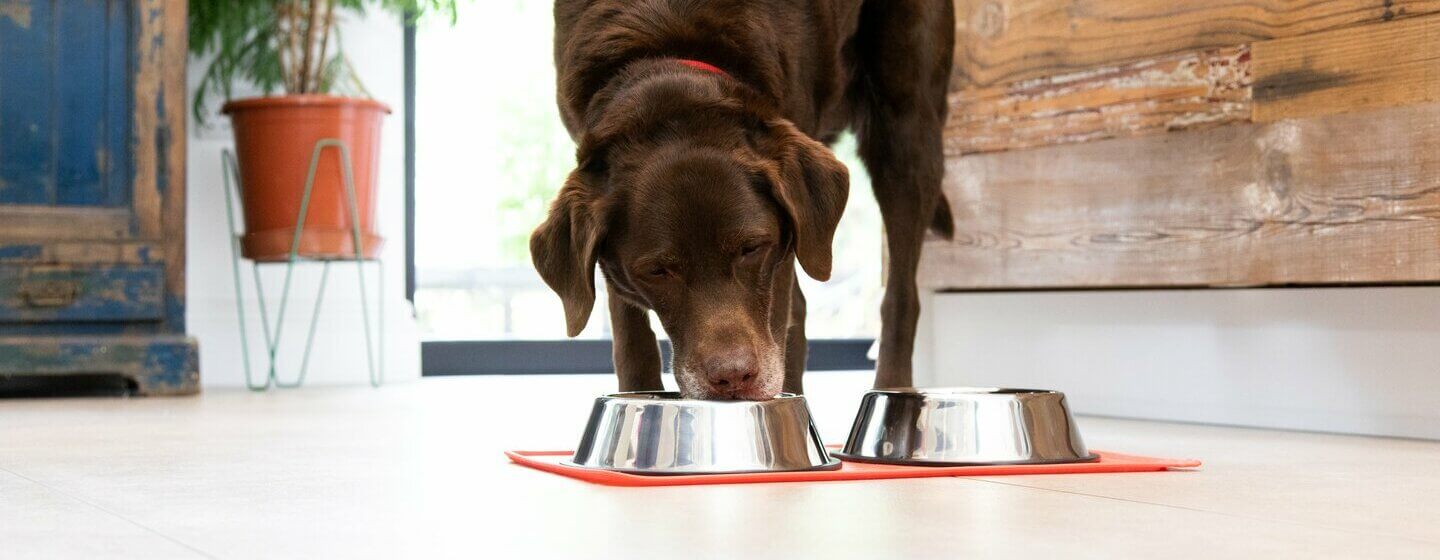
921, 102, 1440, 289
931, 4, 1440, 288
945, 46, 1252, 156
947, 8, 1440, 156
1253, 13, 1440, 122
953, 0, 1440, 89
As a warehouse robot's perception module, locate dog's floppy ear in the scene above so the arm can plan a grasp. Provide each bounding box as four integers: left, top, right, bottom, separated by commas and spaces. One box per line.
759, 118, 850, 281
530, 169, 608, 337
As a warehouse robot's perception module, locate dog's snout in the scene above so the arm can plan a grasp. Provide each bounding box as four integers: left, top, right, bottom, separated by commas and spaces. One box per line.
703, 346, 759, 391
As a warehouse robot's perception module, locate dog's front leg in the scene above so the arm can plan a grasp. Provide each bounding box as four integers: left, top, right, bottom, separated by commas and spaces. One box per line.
607, 283, 663, 392
783, 276, 807, 395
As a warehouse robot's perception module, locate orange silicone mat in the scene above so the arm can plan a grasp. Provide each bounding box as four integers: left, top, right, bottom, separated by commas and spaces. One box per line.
506, 450, 1200, 487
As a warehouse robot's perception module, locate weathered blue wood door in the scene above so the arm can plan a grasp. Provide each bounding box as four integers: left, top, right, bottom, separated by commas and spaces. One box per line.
1, 0, 130, 207
0, 0, 197, 395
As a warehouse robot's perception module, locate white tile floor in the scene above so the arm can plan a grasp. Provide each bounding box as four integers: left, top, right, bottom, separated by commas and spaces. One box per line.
2, 371, 1438, 559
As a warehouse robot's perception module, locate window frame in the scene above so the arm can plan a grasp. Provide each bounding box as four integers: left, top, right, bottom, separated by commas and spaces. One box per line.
404, 20, 876, 376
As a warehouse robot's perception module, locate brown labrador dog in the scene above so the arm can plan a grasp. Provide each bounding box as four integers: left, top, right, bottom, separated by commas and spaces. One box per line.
533, 0, 954, 399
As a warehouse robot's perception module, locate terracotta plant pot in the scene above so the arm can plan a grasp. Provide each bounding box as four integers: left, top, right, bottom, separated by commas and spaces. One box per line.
222, 95, 390, 262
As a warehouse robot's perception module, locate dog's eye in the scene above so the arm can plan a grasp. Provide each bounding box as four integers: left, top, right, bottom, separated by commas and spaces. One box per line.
739, 242, 769, 258
646, 265, 673, 280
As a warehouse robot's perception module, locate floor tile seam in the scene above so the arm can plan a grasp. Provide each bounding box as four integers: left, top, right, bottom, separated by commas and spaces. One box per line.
1, 468, 221, 559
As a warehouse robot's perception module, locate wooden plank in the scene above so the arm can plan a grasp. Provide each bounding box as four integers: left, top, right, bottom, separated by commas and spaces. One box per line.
50, 242, 160, 265
0, 265, 165, 323
953, 0, 1440, 89
0, 0, 127, 207
105, 0, 133, 207
156, 0, 188, 330
0, 0, 55, 204
920, 102, 1440, 289
0, 335, 199, 396
0, 206, 131, 239
946, 46, 1252, 156
54, 0, 109, 206
1252, 12, 1440, 122
0, 241, 161, 265
128, 0, 187, 331
131, 0, 161, 240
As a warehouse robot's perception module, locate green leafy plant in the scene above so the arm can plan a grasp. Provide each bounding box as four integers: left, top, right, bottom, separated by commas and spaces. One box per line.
188, 0, 459, 122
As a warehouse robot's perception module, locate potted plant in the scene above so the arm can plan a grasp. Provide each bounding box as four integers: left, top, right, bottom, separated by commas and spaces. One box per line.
189, 0, 458, 261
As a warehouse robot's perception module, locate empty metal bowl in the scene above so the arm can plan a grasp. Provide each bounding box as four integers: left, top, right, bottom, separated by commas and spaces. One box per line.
567, 391, 839, 475
834, 387, 1097, 466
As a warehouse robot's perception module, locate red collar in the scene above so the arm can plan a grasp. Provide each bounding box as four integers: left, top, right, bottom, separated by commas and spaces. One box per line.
677, 59, 729, 78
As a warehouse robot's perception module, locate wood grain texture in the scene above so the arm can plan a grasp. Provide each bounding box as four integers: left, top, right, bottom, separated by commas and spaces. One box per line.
0, 0, 130, 210
0, 242, 160, 265
1253, 12, 1440, 122
156, 0, 188, 328
946, 46, 1252, 156
0, 206, 131, 240
0, 1, 195, 389
0, 265, 165, 323
0, 335, 198, 395
952, 0, 1440, 89
128, 0, 187, 329
921, 102, 1440, 289
0, 0, 55, 205
131, 0, 163, 240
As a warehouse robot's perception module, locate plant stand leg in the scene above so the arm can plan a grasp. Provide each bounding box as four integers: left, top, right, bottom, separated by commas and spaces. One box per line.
222, 150, 270, 391
221, 139, 384, 390
274, 260, 330, 389
329, 138, 384, 387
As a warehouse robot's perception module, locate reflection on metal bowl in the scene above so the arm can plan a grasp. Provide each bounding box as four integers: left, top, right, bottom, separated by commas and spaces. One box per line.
567, 391, 840, 475
834, 387, 1097, 466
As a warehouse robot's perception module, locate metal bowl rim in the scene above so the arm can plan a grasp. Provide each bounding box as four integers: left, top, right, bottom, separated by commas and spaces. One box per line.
830, 451, 1098, 467
558, 457, 843, 476
840, 386, 1090, 466
573, 391, 831, 475
864, 387, 1063, 398
595, 390, 807, 406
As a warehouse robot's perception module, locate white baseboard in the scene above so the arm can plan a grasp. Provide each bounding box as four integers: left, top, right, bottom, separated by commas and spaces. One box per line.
925, 287, 1440, 440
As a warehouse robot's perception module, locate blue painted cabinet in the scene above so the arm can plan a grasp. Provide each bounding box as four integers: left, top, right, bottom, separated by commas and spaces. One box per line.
0, 0, 197, 395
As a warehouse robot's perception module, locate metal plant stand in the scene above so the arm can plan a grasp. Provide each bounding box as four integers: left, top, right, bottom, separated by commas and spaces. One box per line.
221, 139, 384, 391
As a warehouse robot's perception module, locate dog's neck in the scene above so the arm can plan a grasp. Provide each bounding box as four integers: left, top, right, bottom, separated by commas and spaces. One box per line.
674, 58, 730, 78
580, 58, 778, 135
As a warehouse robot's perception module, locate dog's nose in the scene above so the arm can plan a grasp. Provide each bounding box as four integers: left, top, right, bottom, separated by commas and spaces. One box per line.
703, 346, 758, 392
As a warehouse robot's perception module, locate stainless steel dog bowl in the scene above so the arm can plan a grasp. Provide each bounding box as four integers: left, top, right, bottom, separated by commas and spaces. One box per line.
567, 391, 840, 475
834, 387, 1097, 466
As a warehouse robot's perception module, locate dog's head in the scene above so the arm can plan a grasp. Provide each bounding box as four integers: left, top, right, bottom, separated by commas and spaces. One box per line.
530, 66, 848, 400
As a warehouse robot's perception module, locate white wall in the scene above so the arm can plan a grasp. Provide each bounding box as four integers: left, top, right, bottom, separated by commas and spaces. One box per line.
186, 12, 421, 388
923, 288, 1440, 440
